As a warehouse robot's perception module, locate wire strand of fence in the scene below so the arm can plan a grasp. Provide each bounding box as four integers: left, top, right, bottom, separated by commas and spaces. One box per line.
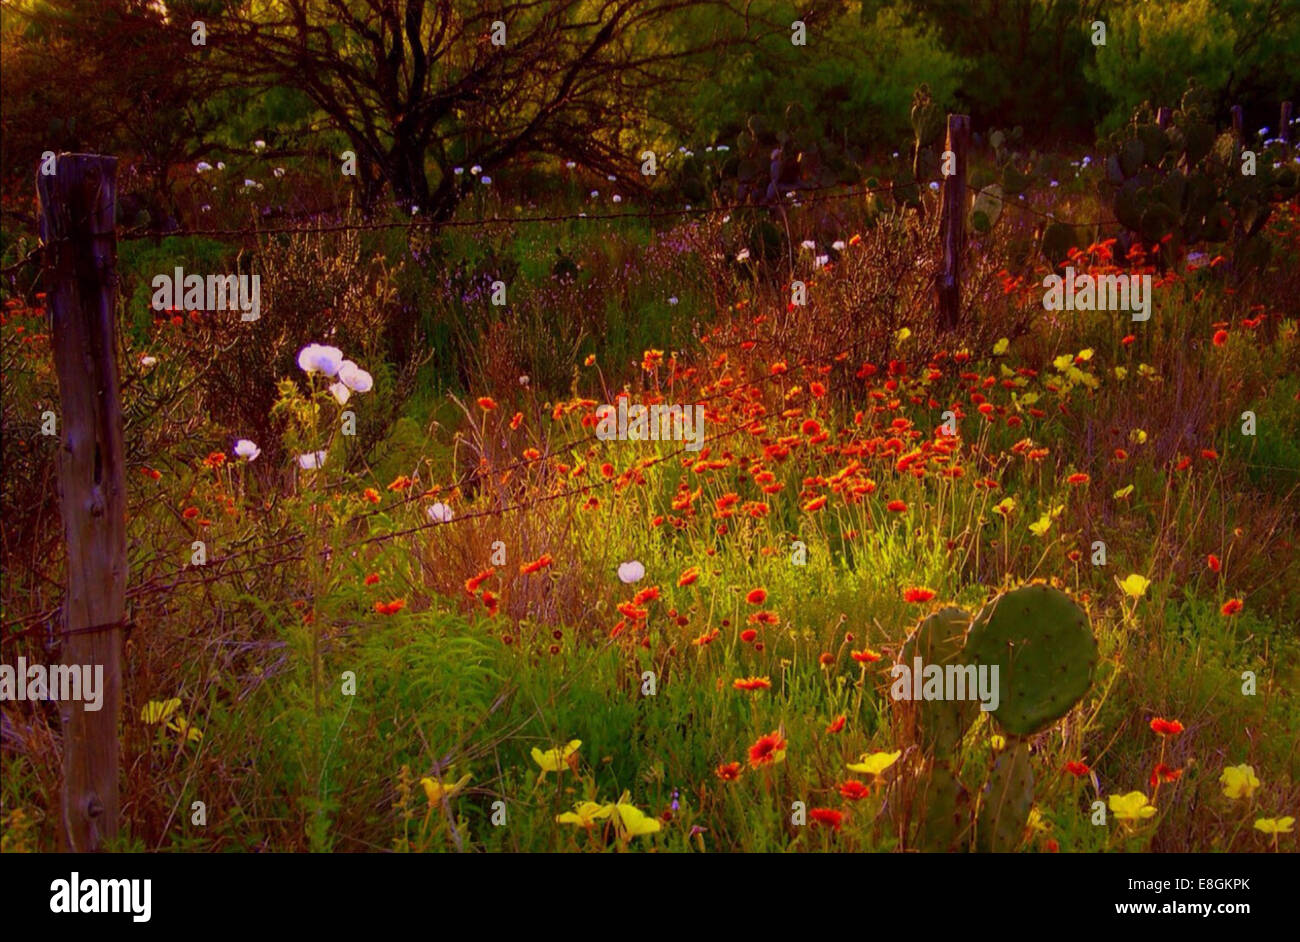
0, 350, 870, 641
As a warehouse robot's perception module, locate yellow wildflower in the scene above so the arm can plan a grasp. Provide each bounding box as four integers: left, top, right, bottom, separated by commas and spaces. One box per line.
1109, 791, 1157, 822
846, 750, 901, 776
1220, 764, 1260, 800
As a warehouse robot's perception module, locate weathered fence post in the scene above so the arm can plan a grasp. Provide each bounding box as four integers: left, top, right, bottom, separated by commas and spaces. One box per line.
1281, 101, 1293, 144
37, 153, 125, 852
937, 114, 969, 331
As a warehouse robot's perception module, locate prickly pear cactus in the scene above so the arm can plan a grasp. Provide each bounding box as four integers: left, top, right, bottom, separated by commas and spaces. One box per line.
910, 83, 945, 181
1103, 79, 1299, 267
914, 763, 972, 852
964, 583, 1097, 737
900, 606, 977, 754
976, 740, 1034, 853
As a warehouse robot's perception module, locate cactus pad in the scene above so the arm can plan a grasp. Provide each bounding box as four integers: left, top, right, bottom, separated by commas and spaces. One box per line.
976, 740, 1034, 853
900, 606, 977, 754
965, 584, 1097, 737
914, 762, 971, 852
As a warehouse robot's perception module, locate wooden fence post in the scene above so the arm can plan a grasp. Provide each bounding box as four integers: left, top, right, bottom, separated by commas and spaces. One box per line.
37, 153, 125, 852
937, 114, 969, 331
1281, 101, 1293, 144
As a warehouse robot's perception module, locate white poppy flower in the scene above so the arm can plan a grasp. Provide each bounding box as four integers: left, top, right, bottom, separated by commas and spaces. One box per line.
297, 343, 344, 377
814, 254, 829, 268
139, 355, 158, 368
298, 450, 327, 469
329, 382, 351, 404
338, 360, 373, 393
519, 375, 530, 385
196, 161, 213, 173
273, 167, 285, 178
470, 165, 482, 175
736, 248, 750, 262
565, 161, 576, 169
454, 167, 464, 175
427, 502, 454, 523
832, 240, 846, 251
716, 145, 729, 152
617, 560, 645, 584
480, 176, 492, 185
929, 181, 941, 191
216, 161, 226, 170
668, 296, 678, 305
254, 139, 266, 149
234, 439, 261, 461
590, 190, 599, 198
612, 194, 621, 203
800, 240, 816, 250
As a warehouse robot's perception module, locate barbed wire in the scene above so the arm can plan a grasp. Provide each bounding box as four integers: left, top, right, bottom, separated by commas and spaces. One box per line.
0, 336, 884, 642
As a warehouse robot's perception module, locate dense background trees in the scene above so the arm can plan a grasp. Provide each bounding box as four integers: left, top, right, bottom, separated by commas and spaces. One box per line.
2, 0, 1297, 219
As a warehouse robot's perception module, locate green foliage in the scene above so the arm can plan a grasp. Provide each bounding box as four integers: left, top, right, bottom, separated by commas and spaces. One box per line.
1088, 0, 1300, 134
682, 5, 963, 188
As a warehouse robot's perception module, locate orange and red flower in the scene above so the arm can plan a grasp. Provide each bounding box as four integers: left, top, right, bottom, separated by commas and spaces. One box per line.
748, 731, 787, 768
1149, 717, 1184, 736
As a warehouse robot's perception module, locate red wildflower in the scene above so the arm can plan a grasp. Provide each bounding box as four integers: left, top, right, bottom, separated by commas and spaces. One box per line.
886, 499, 907, 513
677, 567, 700, 587
745, 588, 768, 606
364, 573, 380, 586
715, 761, 742, 782
374, 599, 406, 615
477, 396, 498, 410
747, 731, 787, 768
1207, 553, 1221, 573
363, 487, 380, 504
850, 649, 882, 663
903, 587, 936, 604
519, 553, 554, 575
1221, 598, 1243, 616
1212, 330, 1228, 347
1149, 717, 1184, 736
465, 568, 495, 594
739, 629, 757, 643
826, 715, 846, 734
1066, 472, 1090, 485
1064, 761, 1091, 777
182, 506, 199, 519
838, 780, 870, 800
809, 808, 843, 831
733, 676, 772, 692
1150, 763, 1183, 788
